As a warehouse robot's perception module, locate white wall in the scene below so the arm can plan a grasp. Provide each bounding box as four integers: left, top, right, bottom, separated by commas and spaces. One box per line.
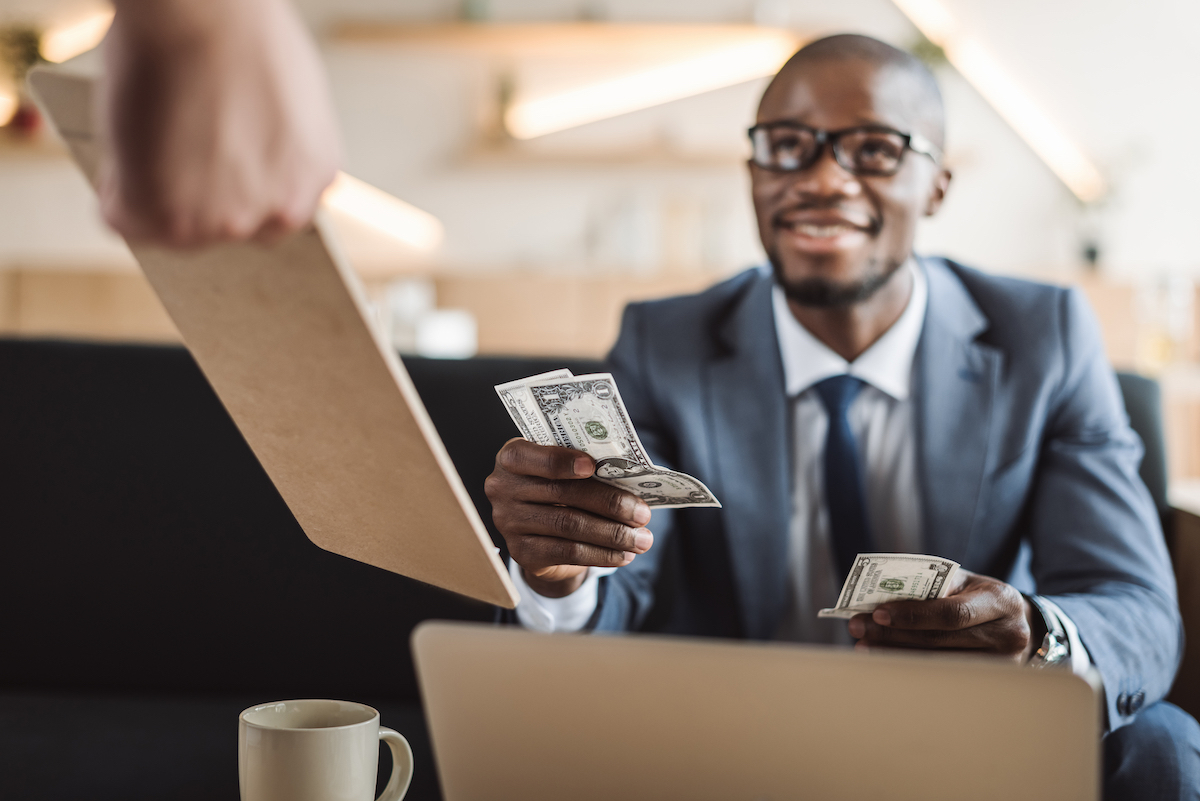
321, 0, 1085, 278
944, 0, 1200, 278
0, 0, 1193, 282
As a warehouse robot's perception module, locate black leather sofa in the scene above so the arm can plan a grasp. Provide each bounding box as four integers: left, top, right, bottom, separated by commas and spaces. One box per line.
0, 338, 602, 801
2, 338, 1190, 800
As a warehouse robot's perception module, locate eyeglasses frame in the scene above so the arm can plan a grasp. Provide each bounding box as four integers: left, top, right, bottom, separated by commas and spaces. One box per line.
747, 121, 942, 177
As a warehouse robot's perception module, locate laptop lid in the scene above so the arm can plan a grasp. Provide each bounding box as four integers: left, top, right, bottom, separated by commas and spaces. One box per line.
29, 69, 518, 608
413, 621, 1101, 801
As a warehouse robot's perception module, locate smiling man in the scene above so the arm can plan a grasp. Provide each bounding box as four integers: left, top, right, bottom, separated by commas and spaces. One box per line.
485, 34, 1199, 796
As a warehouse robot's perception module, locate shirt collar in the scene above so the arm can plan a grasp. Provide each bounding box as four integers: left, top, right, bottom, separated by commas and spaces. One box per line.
772, 258, 928, 401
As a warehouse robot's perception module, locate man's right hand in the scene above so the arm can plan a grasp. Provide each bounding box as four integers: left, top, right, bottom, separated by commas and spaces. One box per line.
485, 438, 654, 599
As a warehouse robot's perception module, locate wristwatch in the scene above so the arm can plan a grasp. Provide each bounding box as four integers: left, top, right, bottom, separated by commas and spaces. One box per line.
1024, 594, 1070, 669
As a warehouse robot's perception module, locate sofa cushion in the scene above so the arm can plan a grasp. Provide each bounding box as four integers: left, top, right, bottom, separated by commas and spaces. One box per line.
0, 339, 601, 702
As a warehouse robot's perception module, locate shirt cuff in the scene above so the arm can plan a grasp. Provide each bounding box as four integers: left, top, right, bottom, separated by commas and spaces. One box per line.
509, 559, 615, 633
1034, 595, 1094, 678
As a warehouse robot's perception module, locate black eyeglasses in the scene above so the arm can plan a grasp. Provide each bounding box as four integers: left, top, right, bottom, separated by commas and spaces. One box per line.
748, 122, 941, 177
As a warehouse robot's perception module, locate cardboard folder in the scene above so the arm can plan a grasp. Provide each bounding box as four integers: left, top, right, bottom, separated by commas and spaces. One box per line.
29, 68, 518, 608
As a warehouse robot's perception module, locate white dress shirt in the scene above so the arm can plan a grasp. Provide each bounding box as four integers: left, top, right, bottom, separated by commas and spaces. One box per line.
771, 260, 927, 644
511, 261, 1089, 672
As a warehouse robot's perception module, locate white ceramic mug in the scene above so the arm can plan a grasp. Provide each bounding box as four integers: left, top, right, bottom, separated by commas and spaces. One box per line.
239, 699, 413, 801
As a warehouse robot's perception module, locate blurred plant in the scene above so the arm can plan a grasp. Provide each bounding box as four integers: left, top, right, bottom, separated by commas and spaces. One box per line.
461, 0, 490, 21
0, 26, 41, 81
908, 33, 948, 69
0, 25, 43, 134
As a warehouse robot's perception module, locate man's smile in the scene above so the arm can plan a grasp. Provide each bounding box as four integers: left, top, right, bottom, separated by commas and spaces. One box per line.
774, 207, 877, 254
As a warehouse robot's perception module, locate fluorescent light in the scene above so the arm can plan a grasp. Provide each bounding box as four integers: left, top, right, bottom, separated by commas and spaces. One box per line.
323, 172, 444, 252
505, 31, 797, 139
0, 89, 16, 127
891, 0, 956, 44
948, 39, 1105, 202
40, 8, 115, 64
891, 0, 1106, 203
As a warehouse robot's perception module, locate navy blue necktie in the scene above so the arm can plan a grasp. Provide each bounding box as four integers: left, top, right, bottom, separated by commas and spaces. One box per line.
814, 375, 873, 576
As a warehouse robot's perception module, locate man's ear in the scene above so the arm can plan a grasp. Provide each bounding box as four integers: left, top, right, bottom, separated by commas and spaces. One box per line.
924, 167, 953, 216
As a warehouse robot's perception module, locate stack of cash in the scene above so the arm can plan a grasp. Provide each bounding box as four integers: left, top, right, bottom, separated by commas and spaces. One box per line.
819, 553, 960, 619
495, 370, 721, 509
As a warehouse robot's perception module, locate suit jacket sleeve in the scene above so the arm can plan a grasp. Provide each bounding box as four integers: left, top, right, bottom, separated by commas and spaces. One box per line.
1030, 287, 1182, 730
588, 302, 678, 632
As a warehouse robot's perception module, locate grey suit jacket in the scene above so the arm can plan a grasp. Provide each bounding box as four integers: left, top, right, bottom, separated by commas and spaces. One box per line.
596, 256, 1182, 731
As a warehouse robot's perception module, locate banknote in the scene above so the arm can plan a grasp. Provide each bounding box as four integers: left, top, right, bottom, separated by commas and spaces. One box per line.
495, 371, 721, 509
818, 553, 960, 619
495, 369, 574, 444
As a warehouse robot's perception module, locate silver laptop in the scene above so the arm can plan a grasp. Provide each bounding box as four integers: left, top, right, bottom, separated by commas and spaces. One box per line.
413, 621, 1101, 801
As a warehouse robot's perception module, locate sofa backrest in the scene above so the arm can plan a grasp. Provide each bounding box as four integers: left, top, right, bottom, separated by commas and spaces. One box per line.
0, 338, 602, 703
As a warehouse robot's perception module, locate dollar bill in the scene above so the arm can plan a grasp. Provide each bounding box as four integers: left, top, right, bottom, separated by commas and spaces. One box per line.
818, 553, 960, 619
495, 369, 574, 444
495, 371, 721, 509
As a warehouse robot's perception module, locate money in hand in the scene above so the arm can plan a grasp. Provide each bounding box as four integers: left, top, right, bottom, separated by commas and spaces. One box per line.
495, 370, 721, 509
818, 553, 960, 619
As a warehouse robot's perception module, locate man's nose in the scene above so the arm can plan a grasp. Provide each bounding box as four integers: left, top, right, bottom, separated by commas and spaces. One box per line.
788, 146, 863, 199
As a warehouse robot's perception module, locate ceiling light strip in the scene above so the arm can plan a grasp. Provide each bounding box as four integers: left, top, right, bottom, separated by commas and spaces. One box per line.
0, 89, 16, 127
323, 172, 444, 252
892, 0, 1106, 203
40, 8, 116, 64
505, 32, 797, 140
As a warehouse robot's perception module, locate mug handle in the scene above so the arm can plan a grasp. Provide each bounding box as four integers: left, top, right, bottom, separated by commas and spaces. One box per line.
377, 727, 414, 801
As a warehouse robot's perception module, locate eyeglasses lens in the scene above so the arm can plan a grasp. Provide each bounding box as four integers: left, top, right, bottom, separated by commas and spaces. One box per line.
752, 127, 816, 171
837, 131, 907, 175
751, 127, 908, 176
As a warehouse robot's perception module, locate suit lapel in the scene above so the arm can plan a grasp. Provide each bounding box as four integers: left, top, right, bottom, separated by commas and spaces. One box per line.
915, 258, 1001, 563
704, 272, 791, 639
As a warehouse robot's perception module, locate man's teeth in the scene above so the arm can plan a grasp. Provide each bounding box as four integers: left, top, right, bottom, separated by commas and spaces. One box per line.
794, 223, 858, 237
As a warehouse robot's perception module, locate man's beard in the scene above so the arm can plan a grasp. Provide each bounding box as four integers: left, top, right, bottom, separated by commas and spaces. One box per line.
769, 254, 903, 308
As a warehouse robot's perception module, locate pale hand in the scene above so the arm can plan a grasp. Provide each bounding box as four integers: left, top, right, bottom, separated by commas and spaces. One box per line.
99, 0, 341, 247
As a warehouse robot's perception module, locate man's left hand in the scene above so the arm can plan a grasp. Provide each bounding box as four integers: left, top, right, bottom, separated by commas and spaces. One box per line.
847, 570, 1036, 663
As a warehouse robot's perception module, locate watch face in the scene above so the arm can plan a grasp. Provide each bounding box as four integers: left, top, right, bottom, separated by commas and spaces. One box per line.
1031, 632, 1070, 668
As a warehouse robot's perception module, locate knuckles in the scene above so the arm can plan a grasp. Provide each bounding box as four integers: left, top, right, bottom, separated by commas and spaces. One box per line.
605, 490, 634, 521
948, 600, 975, 630
606, 522, 635, 551
543, 478, 570, 505
546, 537, 580, 566
551, 508, 583, 539
483, 471, 510, 504
504, 534, 535, 565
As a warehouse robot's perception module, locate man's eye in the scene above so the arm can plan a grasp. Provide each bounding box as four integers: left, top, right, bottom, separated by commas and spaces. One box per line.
853, 137, 904, 168
861, 140, 900, 157
771, 135, 802, 154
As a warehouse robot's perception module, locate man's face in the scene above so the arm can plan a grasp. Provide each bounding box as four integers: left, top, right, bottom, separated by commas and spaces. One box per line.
750, 58, 950, 306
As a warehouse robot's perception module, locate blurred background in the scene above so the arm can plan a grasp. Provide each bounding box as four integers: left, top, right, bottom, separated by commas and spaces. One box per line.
1, 0, 1199, 479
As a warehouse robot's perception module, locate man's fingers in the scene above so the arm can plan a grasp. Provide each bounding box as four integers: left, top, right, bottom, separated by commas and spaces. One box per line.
852, 615, 1028, 654
873, 589, 1004, 631
511, 474, 651, 527
495, 503, 652, 555
507, 533, 634, 571
851, 616, 987, 649
497, 438, 595, 480
492, 440, 653, 526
